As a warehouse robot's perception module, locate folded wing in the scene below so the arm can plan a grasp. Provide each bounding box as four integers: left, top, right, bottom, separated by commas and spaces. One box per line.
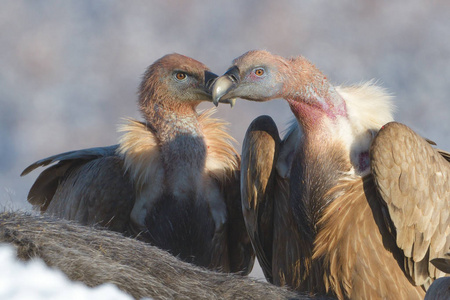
370, 122, 450, 285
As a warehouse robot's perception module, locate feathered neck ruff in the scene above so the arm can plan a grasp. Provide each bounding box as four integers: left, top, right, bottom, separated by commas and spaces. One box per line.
116, 108, 239, 190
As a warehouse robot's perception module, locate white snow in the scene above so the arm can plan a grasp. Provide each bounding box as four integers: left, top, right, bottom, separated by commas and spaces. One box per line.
0, 244, 135, 300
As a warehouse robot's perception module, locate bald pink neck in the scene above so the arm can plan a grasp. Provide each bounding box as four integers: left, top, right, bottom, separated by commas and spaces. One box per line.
280, 57, 348, 136
285, 81, 347, 137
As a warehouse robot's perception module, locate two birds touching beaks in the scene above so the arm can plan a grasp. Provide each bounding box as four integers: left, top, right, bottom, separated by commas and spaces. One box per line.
21, 51, 449, 299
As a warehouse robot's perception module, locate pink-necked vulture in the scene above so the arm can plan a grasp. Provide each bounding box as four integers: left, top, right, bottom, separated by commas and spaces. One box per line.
211, 50, 449, 299
21, 53, 254, 274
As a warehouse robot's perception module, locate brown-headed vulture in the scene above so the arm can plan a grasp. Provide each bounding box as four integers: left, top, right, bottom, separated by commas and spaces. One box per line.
21, 53, 254, 274
211, 50, 449, 299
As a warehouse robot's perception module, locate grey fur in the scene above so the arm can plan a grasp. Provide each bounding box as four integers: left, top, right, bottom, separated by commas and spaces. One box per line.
0, 211, 331, 300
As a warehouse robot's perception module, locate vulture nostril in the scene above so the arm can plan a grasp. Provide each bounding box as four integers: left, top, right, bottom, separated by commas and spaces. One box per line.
205, 77, 217, 90
204, 70, 218, 90
224, 66, 240, 84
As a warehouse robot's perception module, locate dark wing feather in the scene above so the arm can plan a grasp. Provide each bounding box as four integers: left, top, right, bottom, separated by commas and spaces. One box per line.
437, 149, 450, 163
25, 161, 78, 211
22, 145, 135, 233
370, 122, 450, 285
241, 115, 281, 282
21, 145, 119, 176
46, 156, 135, 233
22, 145, 120, 210
430, 253, 450, 274
224, 168, 256, 275
271, 123, 307, 290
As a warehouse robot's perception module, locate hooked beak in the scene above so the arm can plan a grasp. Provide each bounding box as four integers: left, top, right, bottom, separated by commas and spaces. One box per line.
205, 70, 236, 107
211, 66, 240, 107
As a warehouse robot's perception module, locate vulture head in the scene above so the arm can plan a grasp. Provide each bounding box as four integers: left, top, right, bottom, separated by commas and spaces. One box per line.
213, 50, 344, 111
212, 50, 291, 103
138, 53, 235, 122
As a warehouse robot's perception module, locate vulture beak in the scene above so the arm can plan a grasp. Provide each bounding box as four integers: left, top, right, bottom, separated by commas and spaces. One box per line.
205, 70, 236, 108
211, 66, 240, 107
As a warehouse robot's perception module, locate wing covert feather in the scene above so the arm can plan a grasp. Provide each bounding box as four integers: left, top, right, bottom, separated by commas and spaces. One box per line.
22, 145, 135, 233
23, 145, 120, 210
46, 156, 135, 233
370, 122, 450, 284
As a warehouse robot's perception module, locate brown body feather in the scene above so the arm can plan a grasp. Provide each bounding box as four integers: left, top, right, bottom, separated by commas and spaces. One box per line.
314, 176, 425, 299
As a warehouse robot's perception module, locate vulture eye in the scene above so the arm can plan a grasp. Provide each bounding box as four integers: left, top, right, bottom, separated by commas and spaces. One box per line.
175, 72, 188, 81
254, 68, 265, 76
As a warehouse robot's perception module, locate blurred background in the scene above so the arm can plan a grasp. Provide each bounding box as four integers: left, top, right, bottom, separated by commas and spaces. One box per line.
1, 0, 449, 278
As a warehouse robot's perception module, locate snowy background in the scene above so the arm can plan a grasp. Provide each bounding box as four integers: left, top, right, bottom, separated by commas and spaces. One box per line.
0, 245, 136, 300
1, 0, 449, 293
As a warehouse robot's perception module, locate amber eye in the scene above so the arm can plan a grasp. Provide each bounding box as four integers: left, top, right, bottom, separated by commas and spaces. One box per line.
254, 68, 265, 76
175, 72, 187, 80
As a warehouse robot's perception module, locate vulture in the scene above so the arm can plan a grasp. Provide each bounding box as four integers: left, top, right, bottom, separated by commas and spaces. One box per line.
211, 50, 449, 299
21, 53, 254, 274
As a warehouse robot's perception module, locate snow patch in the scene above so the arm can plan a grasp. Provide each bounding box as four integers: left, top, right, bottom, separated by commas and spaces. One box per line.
0, 244, 137, 300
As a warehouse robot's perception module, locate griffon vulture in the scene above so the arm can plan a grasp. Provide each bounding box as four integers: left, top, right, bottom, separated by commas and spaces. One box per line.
21, 53, 254, 274
211, 50, 449, 299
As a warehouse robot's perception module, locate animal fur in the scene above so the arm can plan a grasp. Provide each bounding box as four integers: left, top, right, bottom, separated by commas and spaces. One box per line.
0, 211, 332, 300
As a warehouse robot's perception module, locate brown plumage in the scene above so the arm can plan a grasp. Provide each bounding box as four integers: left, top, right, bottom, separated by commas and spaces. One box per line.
21, 53, 254, 274
212, 50, 449, 299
